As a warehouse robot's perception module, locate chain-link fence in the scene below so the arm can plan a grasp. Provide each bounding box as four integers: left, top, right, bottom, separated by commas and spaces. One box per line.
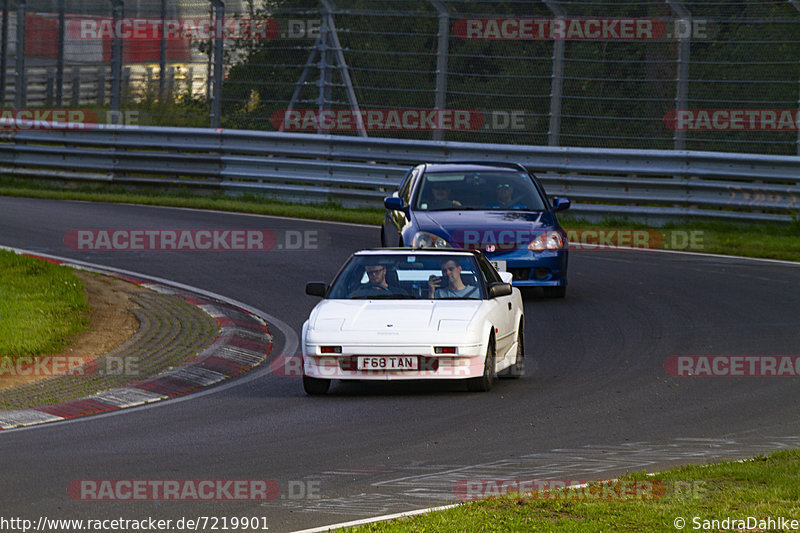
2, 1, 800, 154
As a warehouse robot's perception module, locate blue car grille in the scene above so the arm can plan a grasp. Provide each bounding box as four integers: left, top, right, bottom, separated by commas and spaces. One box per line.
508, 268, 531, 281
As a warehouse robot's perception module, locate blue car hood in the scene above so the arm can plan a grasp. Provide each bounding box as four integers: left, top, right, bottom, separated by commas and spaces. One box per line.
414, 210, 560, 248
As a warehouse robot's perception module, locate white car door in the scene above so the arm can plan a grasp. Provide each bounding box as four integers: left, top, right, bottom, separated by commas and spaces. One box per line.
491, 292, 517, 364
478, 282, 514, 369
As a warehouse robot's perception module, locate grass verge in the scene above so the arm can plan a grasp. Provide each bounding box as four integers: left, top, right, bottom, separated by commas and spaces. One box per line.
0, 249, 89, 356
560, 215, 800, 262
344, 449, 800, 532
1, 176, 799, 262
0, 177, 383, 225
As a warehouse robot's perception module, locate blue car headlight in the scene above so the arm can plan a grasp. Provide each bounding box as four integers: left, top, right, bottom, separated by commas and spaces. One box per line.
413, 231, 451, 248
528, 230, 566, 252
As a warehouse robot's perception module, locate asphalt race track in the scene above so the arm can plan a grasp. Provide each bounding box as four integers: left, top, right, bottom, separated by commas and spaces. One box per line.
1, 196, 799, 532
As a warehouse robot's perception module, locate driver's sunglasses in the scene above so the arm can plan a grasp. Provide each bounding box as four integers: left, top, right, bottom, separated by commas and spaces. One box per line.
497, 183, 511, 190
365, 267, 385, 275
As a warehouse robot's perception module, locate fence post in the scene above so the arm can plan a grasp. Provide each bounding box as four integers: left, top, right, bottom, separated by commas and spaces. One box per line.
46, 69, 54, 107
209, 0, 224, 129
667, 0, 691, 151
167, 66, 175, 98
430, 0, 449, 142
56, 0, 65, 106
205, 1, 212, 100
71, 67, 80, 107
159, 0, 166, 100
123, 66, 131, 103
97, 66, 106, 105
317, 7, 330, 134
1, 0, 9, 106
14, 0, 26, 109
790, 1, 800, 155
186, 66, 193, 97
110, 0, 124, 124
544, 0, 564, 147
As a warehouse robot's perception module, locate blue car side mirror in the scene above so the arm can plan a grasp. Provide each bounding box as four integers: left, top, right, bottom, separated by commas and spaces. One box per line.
552, 197, 571, 212
384, 197, 406, 211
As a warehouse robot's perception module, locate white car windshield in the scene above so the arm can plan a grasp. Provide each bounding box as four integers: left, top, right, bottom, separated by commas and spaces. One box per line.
415, 171, 547, 211
327, 254, 487, 300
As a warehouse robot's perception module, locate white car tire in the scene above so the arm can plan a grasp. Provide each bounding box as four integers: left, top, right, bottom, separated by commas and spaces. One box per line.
467, 337, 495, 392
303, 375, 330, 395
499, 326, 524, 379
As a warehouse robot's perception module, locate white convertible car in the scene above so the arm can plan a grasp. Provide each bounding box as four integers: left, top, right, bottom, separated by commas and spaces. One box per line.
302, 249, 524, 395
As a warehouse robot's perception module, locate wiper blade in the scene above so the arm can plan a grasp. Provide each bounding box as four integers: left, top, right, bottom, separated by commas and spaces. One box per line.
350, 294, 414, 299
427, 206, 482, 211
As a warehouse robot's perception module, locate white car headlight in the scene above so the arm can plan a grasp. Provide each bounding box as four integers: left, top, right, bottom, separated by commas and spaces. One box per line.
438, 319, 470, 331
528, 231, 565, 251
312, 318, 345, 332
413, 231, 451, 248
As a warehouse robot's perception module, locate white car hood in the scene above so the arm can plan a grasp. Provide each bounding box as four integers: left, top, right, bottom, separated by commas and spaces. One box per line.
309, 300, 481, 332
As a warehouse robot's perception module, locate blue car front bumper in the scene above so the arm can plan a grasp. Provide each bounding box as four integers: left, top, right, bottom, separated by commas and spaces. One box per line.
485, 248, 568, 287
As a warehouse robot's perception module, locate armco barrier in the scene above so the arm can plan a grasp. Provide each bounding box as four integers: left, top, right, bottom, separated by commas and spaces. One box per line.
0, 125, 798, 222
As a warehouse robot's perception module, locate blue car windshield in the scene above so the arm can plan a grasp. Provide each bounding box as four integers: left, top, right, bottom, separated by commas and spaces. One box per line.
327, 254, 487, 300
415, 171, 547, 211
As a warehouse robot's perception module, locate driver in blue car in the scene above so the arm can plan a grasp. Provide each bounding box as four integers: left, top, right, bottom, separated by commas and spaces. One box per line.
427, 182, 463, 210
486, 182, 526, 209
428, 258, 479, 298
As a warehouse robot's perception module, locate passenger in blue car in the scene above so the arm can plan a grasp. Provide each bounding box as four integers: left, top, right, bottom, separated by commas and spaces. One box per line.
428, 259, 479, 299
486, 182, 526, 210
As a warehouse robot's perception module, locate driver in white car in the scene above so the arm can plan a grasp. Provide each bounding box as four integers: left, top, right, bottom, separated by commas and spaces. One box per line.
350, 261, 407, 297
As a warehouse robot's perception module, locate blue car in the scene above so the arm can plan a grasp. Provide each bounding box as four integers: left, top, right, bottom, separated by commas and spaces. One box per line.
381, 162, 571, 297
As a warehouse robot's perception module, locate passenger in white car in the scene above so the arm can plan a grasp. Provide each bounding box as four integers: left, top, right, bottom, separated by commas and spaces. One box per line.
428, 258, 479, 298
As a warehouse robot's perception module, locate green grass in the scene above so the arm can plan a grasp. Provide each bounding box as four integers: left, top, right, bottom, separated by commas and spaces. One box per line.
1, 176, 799, 262
560, 215, 800, 262
0, 176, 382, 226
344, 450, 800, 532
0, 250, 89, 356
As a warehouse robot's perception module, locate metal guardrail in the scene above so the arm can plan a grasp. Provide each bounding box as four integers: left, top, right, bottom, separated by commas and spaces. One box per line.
1, 125, 798, 223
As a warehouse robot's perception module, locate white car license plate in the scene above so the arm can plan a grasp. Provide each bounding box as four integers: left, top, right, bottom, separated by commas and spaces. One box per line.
357, 356, 418, 371
490, 260, 507, 272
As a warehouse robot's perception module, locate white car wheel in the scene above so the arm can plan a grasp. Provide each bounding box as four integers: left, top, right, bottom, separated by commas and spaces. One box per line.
499, 326, 524, 379
303, 375, 330, 395
467, 337, 495, 392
